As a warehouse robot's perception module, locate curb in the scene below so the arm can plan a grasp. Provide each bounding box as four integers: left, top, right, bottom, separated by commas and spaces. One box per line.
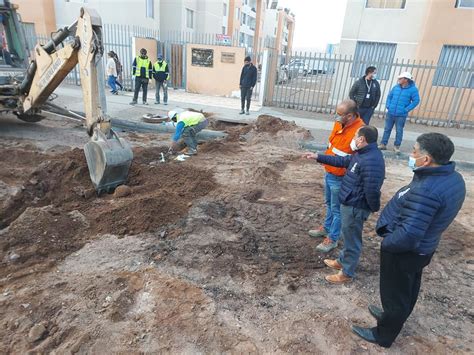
299, 141, 474, 172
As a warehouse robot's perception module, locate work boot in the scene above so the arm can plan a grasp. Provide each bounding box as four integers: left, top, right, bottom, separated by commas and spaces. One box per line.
129, 100, 137, 105
325, 271, 352, 284
323, 259, 342, 271
239, 110, 245, 114
393, 146, 401, 154
308, 226, 327, 238
187, 148, 197, 156
246, 110, 250, 115
316, 237, 337, 252
368, 304, 383, 322
378, 143, 387, 150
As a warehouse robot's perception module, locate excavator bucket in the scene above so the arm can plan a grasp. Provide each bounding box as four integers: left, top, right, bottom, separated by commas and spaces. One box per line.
84, 128, 133, 194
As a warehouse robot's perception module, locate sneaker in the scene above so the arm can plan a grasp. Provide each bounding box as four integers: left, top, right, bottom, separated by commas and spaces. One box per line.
155, 101, 160, 104
164, 102, 168, 105
113, 91, 118, 95
308, 226, 327, 238
239, 110, 245, 115
245, 111, 250, 115
394, 146, 401, 154
325, 271, 352, 284
187, 148, 197, 156
323, 259, 342, 270
143, 102, 148, 105
316, 237, 338, 253
129, 101, 137, 105
378, 144, 387, 150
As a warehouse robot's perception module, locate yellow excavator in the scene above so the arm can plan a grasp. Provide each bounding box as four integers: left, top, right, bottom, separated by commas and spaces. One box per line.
0, 3, 133, 193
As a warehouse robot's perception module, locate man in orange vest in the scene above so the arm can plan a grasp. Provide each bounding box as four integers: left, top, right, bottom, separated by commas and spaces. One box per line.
306, 100, 365, 252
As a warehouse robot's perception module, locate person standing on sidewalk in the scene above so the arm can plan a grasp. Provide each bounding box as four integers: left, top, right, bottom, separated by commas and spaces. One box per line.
130, 48, 152, 105
106, 52, 118, 95
153, 54, 170, 105
304, 126, 385, 283
307, 99, 365, 253
349, 66, 381, 124
379, 72, 420, 153
239, 56, 257, 115
352, 133, 465, 348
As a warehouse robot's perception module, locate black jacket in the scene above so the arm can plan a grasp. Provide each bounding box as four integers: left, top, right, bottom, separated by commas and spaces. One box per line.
349, 76, 381, 108
153, 61, 169, 82
240, 63, 257, 88
317, 142, 385, 212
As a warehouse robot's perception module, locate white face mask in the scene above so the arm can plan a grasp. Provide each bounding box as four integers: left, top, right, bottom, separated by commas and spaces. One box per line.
350, 138, 358, 151
372, 74, 377, 80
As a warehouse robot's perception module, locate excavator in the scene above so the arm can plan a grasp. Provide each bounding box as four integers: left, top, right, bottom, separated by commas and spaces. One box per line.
0, 2, 133, 194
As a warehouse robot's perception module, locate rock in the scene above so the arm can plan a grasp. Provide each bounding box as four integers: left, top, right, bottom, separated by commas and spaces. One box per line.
114, 185, 131, 198
28, 323, 47, 342
83, 188, 96, 199
9, 253, 20, 262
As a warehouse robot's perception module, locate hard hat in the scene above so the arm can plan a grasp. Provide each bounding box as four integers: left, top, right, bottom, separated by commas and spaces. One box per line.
168, 110, 178, 120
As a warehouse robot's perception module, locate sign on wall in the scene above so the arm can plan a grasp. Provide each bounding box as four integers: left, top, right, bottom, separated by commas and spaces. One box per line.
216, 34, 231, 46
191, 48, 214, 67
221, 52, 235, 64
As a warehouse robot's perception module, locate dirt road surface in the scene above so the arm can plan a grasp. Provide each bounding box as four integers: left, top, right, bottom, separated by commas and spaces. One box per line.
0, 113, 473, 353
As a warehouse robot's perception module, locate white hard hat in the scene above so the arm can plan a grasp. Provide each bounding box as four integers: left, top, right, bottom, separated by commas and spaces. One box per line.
398, 71, 413, 80
168, 110, 177, 119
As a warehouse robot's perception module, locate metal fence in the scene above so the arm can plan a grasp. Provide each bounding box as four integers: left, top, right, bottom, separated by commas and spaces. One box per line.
266, 51, 474, 127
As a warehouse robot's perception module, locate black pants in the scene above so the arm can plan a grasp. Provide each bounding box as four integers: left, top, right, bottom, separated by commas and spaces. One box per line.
133, 77, 149, 102
240, 86, 253, 111
373, 249, 433, 347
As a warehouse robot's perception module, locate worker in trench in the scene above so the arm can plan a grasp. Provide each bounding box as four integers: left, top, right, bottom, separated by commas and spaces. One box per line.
168, 109, 209, 155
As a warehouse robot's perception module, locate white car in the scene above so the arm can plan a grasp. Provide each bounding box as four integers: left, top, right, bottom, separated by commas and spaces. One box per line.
281, 60, 309, 79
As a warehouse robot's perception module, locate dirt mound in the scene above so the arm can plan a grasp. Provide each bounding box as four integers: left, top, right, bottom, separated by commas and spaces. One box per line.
199, 140, 242, 154
254, 115, 300, 135
186, 108, 214, 118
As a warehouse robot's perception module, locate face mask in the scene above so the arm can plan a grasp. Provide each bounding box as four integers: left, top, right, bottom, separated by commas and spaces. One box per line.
350, 139, 358, 151
372, 74, 377, 80
408, 155, 426, 170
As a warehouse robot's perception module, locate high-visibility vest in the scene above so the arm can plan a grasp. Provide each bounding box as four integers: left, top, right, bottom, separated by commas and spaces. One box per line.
177, 111, 205, 127
134, 56, 151, 78
153, 60, 170, 80
324, 117, 365, 176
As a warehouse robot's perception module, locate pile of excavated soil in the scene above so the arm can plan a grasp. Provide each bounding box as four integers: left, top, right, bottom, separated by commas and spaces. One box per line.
0, 146, 217, 277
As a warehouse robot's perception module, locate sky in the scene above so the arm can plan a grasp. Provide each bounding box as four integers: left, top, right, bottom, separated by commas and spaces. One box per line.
277, 0, 349, 52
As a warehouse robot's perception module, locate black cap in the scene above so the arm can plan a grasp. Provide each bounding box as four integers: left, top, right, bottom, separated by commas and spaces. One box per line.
140, 48, 147, 54
244, 56, 251, 62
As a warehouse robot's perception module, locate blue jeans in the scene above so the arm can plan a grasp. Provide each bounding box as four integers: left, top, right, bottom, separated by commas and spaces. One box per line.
358, 106, 375, 125
381, 113, 407, 147
107, 75, 117, 93
337, 204, 371, 278
182, 119, 209, 150
323, 172, 343, 242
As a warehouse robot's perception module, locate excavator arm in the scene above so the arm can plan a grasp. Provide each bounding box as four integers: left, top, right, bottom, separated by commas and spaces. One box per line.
19, 8, 133, 193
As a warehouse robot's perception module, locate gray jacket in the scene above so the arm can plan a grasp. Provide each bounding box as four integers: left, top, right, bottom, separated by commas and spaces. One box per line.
349, 76, 381, 108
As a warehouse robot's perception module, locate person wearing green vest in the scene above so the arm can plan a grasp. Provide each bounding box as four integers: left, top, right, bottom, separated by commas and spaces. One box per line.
168, 109, 209, 155
153, 54, 170, 105
130, 48, 152, 105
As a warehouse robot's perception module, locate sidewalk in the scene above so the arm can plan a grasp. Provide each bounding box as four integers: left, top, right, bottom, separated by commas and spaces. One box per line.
54, 84, 474, 163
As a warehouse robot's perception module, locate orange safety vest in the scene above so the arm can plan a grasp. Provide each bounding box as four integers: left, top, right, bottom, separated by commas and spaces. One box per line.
324, 116, 365, 176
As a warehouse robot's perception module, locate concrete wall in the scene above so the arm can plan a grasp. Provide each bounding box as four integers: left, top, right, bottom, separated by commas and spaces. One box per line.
14, 0, 57, 35
53, 0, 161, 30
339, 0, 431, 59
186, 44, 245, 96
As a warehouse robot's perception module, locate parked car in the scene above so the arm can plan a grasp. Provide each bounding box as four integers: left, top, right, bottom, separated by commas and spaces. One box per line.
281, 59, 309, 79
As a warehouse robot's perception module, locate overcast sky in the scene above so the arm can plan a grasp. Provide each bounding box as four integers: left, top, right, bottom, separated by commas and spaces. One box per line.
277, 0, 349, 52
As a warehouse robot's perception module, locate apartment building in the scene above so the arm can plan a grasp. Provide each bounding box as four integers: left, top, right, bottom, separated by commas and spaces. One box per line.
340, 0, 473, 80
263, 1, 295, 61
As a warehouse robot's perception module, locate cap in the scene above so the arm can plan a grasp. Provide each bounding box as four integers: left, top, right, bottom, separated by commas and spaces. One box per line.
398, 71, 413, 80
244, 56, 251, 62
157, 54, 163, 60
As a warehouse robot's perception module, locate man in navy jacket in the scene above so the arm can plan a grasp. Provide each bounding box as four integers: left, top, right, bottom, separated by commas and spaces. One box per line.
352, 133, 466, 348
239, 56, 257, 115
303, 126, 385, 284
379, 72, 420, 153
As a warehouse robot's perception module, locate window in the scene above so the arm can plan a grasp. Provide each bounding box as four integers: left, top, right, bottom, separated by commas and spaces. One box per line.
434, 45, 474, 88
236, 8, 240, 20
351, 41, 397, 79
146, 0, 154, 18
365, 0, 406, 9
242, 13, 246, 25
186, 8, 194, 29
223, 3, 227, 16
222, 26, 226, 34
455, 0, 474, 7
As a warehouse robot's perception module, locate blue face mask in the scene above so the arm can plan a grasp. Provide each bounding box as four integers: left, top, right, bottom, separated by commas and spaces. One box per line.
372, 74, 377, 80
409, 155, 427, 171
